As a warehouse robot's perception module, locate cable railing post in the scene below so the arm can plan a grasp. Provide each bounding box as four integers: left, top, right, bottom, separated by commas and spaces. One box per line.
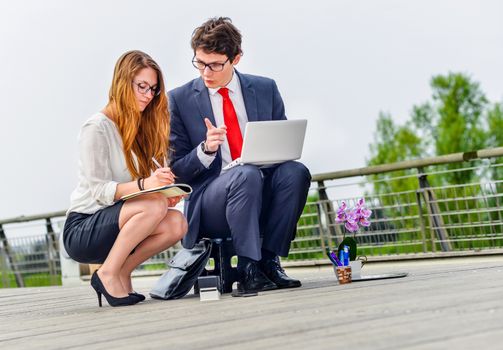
417, 168, 452, 252
0, 237, 10, 288
315, 181, 329, 253
45, 218, 59, 251
0, 261, 8, 288
313, 201, 325, 253
45, 218, 60, 285
317, 180, 344, 251
415, 190, 428, 253
0, 224, 24, 287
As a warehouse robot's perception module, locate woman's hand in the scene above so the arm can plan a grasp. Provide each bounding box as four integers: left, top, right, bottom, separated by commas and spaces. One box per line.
167, 195, 185, 207
144, 167, 175, 189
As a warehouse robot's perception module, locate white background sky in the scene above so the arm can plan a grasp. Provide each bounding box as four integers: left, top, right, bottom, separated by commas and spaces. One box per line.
0, 0, 502, 220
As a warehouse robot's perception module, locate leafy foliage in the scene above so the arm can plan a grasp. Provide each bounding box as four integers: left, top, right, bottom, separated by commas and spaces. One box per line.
368, 72, 502, 189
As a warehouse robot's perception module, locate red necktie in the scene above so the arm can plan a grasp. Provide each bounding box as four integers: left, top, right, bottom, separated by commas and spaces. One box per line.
218, 88, 243, 160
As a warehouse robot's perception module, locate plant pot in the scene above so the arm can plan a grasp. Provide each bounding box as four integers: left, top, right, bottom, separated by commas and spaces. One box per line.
334, 265, 352, 284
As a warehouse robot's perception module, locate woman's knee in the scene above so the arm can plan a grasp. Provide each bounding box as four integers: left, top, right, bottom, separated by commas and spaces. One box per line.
142, 193, 169, 220
159, 210, 187, 240
172, 211, 188, 240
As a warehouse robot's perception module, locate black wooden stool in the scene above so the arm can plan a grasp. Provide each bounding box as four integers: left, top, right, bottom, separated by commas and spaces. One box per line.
203, 237, 239, 293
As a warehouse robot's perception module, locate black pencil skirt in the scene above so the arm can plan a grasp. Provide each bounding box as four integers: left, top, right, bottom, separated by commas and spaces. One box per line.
63, 201, 125, 264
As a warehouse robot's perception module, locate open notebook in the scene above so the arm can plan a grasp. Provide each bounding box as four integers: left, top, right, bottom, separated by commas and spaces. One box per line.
120, 184, 192, 201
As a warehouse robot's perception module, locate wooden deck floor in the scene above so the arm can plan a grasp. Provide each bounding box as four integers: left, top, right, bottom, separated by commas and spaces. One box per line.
1, 256, 503, 350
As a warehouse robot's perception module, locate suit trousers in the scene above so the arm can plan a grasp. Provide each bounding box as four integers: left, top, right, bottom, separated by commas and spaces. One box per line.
199, 161, 311, 261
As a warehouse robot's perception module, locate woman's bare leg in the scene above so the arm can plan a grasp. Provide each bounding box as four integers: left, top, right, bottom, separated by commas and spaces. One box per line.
118, 210, 187, 292
97, 194, 169, 297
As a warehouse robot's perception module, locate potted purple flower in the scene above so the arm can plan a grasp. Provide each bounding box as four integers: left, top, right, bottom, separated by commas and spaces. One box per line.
335, 198, 372, 261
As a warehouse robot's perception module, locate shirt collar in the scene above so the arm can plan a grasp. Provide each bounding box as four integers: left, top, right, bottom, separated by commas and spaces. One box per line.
208, 69, 239, 96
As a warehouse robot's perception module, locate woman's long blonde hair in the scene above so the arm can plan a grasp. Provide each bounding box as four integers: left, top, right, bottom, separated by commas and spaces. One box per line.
108, 50, 169, 179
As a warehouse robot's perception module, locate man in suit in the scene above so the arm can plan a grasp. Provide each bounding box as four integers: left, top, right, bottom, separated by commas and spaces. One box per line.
168, 17, 311, 294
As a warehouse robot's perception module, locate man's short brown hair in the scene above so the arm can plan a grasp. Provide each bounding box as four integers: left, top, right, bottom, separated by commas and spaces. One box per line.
191, 17, 242, 62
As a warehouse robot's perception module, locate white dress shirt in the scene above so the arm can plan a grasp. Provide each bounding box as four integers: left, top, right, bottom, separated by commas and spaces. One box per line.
196, 70, 248, 170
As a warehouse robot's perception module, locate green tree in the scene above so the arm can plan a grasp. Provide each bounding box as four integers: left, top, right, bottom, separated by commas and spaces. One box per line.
487, 102, 503, 148
368, 72, 491, 189
368, 113, 423, 201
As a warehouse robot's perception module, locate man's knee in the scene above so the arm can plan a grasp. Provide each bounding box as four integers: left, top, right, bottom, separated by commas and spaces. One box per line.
230, 165, 263, 190
277, 161, 311, 187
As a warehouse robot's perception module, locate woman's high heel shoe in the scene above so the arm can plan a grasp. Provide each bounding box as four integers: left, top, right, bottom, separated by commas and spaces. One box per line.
91, 271, 139, 307
129, 291, 146, 302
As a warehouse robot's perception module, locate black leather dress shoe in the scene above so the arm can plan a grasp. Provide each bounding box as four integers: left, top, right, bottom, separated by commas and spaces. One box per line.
236, 261, 278, 294
260, 257, 302, 289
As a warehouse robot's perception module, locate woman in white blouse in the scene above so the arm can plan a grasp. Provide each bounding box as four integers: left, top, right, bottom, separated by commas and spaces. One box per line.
63, 50, 187, 307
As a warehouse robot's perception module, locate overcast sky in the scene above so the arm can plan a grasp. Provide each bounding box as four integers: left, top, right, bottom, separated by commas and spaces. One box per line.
0, 0, 502, 220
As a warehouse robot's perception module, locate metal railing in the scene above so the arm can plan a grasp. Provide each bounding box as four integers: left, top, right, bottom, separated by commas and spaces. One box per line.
0, 215, 64, 288
287, 147, 503, 262
1, 146, 503, 287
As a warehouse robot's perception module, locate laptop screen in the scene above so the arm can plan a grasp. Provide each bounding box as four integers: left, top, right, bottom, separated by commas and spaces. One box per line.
239, 119, 307, 165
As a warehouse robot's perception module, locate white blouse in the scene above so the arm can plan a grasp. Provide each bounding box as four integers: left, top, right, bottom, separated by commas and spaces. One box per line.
67, 112, 133, 215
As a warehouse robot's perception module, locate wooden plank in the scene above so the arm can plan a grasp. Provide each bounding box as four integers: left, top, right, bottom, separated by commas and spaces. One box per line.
0, 257, 502, 349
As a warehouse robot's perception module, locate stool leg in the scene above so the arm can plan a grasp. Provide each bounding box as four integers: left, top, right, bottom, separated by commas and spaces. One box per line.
221, 240, 238, 293
205, 238, 239, 294
217, 242, 227, 293
193, 280, 200, 295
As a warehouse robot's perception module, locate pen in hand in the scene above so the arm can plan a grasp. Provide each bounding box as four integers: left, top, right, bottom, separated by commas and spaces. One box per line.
152, 157, 184, 206
152, 157, 174, 173
152, 157, 176, 183
152, 157, 164, 169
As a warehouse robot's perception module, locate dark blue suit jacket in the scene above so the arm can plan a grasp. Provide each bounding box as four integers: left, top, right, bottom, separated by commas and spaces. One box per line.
168, 71, 287, 248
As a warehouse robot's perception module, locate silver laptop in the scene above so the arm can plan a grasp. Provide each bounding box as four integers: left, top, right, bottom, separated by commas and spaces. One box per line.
222, 119, 307, 171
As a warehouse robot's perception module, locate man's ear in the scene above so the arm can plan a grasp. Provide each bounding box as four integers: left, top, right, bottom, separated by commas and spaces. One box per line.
232, 54, 242, 66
